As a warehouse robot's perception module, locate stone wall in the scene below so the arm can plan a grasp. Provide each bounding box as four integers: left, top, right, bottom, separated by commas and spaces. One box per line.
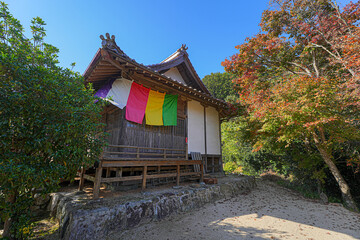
51, 176, 256, 240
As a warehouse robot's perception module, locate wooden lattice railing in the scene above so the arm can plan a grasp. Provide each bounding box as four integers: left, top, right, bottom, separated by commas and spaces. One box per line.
102, 145, 188, 161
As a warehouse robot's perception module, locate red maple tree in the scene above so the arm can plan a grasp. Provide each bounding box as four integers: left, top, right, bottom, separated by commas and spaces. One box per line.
223, 0, 360, 211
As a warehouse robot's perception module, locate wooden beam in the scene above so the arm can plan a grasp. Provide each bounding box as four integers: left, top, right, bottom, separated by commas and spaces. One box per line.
99, 171, 201, 183
93, 70, 120, 74
83, 174, 95, 182
101, 160, 202, 168
101, 175, 143, 182
93, 166, 103, 199
98, 62, 113, 66
106, 145, 185, 151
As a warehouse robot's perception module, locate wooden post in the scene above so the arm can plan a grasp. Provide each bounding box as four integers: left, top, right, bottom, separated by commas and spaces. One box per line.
200, 162, 204, 183
203, 105, 208, 175
137, 147, 140, 159
203, 105, 208, 155
142, 166, 147, 190
106, 168, 111, 178
218, 156, 222, 173
212, 156, 215, 173
185, 101, 189, 161
203, 155, 207, 173
93, 165, 103, 199
115, 167, 123, 186
176, 164, 180, 186
164, 149, 166, 159
78, 166, 85, 191
117, 167, 123, 177
218, 113, 224, 175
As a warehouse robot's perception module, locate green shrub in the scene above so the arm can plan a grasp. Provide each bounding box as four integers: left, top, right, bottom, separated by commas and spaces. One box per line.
0, 3, 105, 238
223, 161, 238, 174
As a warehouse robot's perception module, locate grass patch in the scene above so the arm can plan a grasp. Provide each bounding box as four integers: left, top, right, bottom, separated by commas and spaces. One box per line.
275, 179, 320, 199
30, 217, 59, 240
260, 171, 320, 200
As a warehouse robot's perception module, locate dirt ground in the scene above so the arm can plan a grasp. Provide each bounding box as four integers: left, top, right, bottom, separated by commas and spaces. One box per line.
109, 179, 360, 240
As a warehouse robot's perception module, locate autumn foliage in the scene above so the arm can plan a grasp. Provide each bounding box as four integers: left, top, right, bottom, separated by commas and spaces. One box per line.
223, 0, 360, 211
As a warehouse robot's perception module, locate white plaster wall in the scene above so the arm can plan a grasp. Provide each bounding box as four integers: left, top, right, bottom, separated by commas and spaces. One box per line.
206, 107, 221, 155
164, 68, 186, 85
187, 100, 205, 154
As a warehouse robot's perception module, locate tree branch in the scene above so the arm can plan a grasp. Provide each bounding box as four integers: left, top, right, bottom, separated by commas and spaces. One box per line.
310, 43, 341, 60
288, 62, 312, 76
312, 50, 320, 77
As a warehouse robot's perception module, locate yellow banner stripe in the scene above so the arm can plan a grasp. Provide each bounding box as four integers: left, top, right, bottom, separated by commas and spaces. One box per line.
145, 90, 165, 125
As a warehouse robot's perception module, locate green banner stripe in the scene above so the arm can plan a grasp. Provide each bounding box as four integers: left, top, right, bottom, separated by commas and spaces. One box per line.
162, 94, 178, 126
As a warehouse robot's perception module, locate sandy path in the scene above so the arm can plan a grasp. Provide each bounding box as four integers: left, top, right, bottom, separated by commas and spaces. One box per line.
109, 180, 360, 240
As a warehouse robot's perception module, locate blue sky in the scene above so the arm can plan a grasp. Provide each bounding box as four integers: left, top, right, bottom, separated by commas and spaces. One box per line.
6, 0, 353, 79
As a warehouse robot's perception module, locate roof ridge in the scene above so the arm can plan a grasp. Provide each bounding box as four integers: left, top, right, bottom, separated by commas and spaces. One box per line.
100, 33, 129, 58
160, 44, 188, 63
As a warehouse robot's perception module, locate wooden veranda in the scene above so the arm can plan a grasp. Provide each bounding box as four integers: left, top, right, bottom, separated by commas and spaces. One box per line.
79, 145, 203, 199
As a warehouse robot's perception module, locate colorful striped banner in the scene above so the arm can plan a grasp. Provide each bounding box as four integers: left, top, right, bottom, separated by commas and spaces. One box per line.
95, 79, 177, 126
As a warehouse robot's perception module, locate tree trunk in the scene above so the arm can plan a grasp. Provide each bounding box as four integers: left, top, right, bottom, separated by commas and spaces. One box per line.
316, 144, 359, 212
3, 193, 16, 239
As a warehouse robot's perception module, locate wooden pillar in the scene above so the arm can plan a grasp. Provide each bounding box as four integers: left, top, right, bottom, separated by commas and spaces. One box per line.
200, 162, 204, 183
142, 166, 148, 190
203, 104, 208, 174
115, 167, 123, 187
218, 113, 224, 174
203, 105, 207, 156
78, 166, 85, 191
93, 143, 105, 199
106, 168, 111, 178
204, 156, 207, 174
176, 164, 180, 186
212, 156, 215, 173
116, 167, 123, 178
93, 165, 103, 199
185, 100, 189, 160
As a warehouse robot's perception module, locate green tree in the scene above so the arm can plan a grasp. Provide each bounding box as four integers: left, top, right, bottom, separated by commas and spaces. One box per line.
221, 116, 294, 176
0, 3, 105, 238
202, 72, 237, 101
223, 0, 360, 211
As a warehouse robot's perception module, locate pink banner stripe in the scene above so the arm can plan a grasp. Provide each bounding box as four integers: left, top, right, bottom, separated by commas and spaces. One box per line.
125, 82, 150, 124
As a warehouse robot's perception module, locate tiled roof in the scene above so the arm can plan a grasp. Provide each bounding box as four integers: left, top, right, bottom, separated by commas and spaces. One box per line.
83, 34, 228, 109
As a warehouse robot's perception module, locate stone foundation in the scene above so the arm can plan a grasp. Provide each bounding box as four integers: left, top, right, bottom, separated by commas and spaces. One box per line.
51, 175, 256, 239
